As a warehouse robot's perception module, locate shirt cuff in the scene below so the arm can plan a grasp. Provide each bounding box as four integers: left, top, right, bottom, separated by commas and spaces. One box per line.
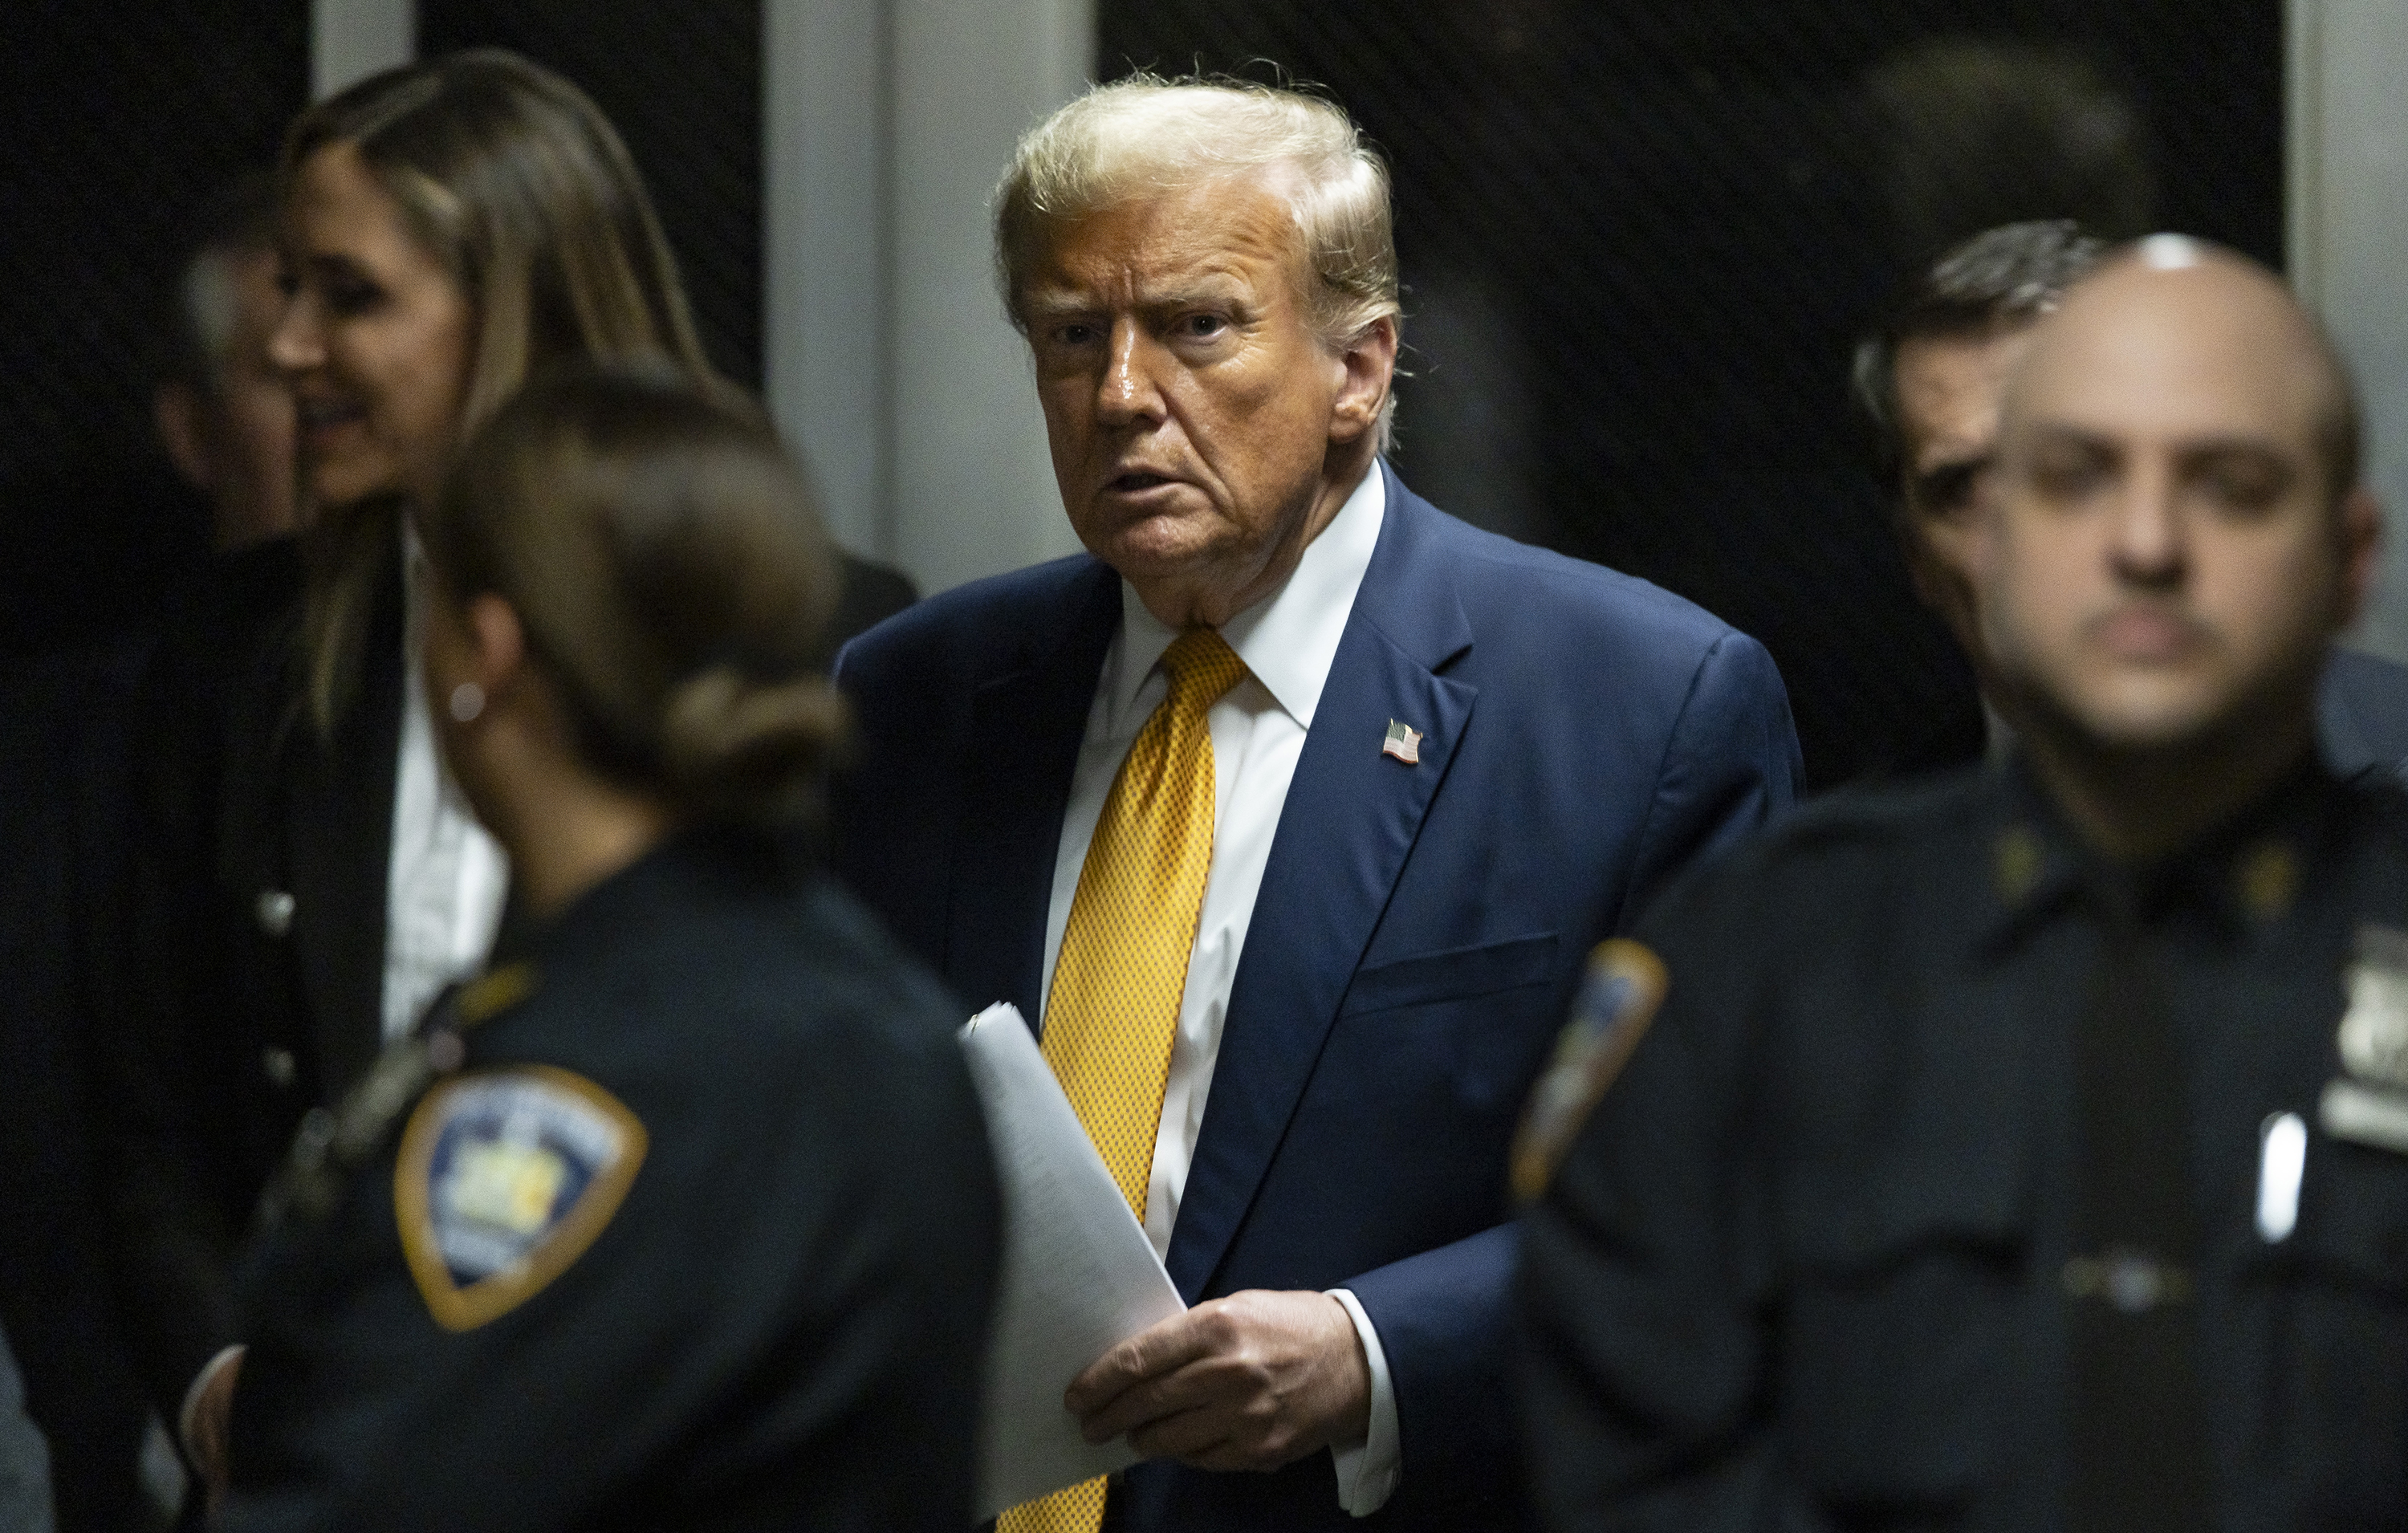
1324, 1288, 1400, 1516
178, 1345, 245, 1463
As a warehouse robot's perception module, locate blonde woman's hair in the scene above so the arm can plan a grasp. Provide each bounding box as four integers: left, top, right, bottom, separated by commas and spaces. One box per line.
993, 75, 1402, 446
279, 48, 719, 738
423, 365, 847, 828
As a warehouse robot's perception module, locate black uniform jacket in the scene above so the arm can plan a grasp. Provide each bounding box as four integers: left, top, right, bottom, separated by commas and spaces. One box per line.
1522, 758, 2408, 1531
219, 831, 1000, 1532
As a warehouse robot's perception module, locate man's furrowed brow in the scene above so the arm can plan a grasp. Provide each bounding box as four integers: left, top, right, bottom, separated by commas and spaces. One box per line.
1135, 267, 1254, 309
1019, 288, 1098, 324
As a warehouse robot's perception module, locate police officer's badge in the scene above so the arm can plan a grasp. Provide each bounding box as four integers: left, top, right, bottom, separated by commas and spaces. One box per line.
395, 1067, 648, 1330
2320, 925, 2408, 1155
1511, 939, 1669, 1202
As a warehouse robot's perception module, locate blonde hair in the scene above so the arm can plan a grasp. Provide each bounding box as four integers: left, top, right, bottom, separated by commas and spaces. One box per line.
994, 75, 1402, 445
279, 49, 720, 738
423, 365, 847, 828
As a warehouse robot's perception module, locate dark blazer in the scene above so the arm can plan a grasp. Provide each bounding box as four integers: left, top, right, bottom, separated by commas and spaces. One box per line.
0, 644, 157, 1531
832, 466, 1803, 1530
91, 537, 403, 1422
815, 553, 919, 672
0, 1324, 53, 1533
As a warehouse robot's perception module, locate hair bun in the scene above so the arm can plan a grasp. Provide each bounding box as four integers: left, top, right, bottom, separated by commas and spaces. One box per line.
660, 667, 851, 826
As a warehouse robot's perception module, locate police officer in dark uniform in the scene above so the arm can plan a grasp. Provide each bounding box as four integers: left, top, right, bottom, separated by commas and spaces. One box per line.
213, 368, 999, 1531
1519, 239, 2408, 1530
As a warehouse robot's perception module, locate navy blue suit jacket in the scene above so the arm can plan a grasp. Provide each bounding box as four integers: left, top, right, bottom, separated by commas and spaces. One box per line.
832, 467, 1803, 1530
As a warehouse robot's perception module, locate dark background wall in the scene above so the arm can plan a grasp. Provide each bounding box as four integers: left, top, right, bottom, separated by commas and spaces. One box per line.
1099, 0, 2284, 787
417, 0, 763, 390
0, 1, 308, 656
0, 0, 764, 660
2, 2, 2285, 781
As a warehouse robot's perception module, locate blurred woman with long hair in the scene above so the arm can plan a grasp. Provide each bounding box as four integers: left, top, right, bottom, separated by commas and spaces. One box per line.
96, 51, 734, 1504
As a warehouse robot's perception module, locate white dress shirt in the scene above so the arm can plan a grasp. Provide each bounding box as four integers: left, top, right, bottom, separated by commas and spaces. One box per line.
384, 534, 510, 1041
1039, 464, 1401, 1515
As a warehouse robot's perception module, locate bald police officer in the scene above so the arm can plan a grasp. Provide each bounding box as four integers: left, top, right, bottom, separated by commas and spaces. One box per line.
1521, 241, 2408, 1530
1856, 218, 2408, 780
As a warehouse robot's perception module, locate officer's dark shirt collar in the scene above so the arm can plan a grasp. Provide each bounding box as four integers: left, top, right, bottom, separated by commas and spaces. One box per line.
1982, 747, 2344, 953
484, 823, 802, 972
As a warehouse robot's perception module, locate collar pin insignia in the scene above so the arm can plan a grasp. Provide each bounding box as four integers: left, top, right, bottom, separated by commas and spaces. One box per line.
458, 962, 539, 1028
1993, 826, 2042, 903
1382, 719, 1423, 764
2236, 840, 2298, 922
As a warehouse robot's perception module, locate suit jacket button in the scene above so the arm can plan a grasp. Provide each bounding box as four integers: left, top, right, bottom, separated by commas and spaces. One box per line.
256, 888, 295, 937
261, 1047, 297, 1088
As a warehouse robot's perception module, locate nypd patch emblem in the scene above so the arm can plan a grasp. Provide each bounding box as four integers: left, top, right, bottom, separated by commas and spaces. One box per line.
395, 1067, 647, 1331
1511, 939, 1669, 1203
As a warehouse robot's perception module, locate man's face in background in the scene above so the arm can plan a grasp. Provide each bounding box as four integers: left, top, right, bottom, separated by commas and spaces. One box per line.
1890, 322, 2035, 661
155, 242, 300, 549
1977, 254, 2374, 757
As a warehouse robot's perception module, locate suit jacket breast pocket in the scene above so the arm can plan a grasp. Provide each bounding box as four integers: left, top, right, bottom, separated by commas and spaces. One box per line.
1335, 932, 1560, 1115
1340, 931, 1560, 1016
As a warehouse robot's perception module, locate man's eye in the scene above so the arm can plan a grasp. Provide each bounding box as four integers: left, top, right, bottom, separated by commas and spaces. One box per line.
2032, 457, 2105, 499
323, 277, 383, 315
2198, 466, 2283, 514
1051, 323, 1098, 348
1178, 313, 1226, 340
2196, 454, 2283, 519
1913, 462, 1982, 519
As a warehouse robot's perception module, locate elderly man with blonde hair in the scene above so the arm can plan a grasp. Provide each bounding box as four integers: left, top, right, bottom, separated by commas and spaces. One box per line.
835, 76, 1800, 1531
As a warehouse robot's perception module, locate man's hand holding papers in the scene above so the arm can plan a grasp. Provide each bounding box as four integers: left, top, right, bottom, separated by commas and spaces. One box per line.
1066, 1288, 1373, 1471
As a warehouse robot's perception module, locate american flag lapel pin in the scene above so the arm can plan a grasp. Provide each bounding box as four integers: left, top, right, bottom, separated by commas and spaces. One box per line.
1382, 719, 1424, 764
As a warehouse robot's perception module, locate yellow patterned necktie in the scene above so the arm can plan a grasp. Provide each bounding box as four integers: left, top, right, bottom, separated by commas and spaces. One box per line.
998, 627, 1247, 1533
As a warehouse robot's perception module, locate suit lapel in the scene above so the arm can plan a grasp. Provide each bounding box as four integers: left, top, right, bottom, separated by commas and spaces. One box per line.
942, 563, 1124, 1024
285, 554, 405, 1100
1166, 470, 1478, 1299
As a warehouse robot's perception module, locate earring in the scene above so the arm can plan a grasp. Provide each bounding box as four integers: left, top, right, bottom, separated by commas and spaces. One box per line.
448, 682, 485, 723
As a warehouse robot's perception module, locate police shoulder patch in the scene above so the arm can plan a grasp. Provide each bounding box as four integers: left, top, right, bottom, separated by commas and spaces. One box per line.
394, 1066, 648, 1332
1511, 938, 1669, 1203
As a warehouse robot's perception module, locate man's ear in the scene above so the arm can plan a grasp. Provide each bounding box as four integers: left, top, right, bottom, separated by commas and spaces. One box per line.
154, 383, 214, 491
1961, 472, 2014, 627
1902, 537, 1950, 613
1328, 315, 1399, 445
466, 592, 528, 699
2338, 485, 2383, 629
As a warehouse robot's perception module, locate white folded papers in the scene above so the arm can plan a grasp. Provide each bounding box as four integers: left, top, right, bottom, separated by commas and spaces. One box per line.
959, 1003, 1187, 1518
